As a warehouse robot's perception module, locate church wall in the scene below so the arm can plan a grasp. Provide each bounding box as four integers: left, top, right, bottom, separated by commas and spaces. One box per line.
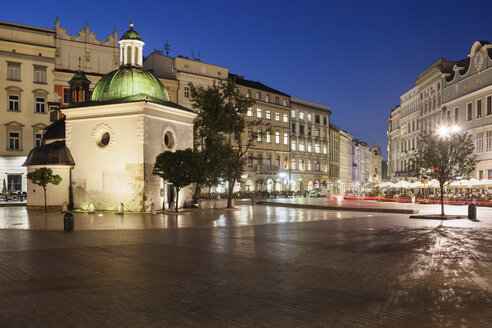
25, 165, 71, 210
143, 112, 194, 210
67, 115, 145, 211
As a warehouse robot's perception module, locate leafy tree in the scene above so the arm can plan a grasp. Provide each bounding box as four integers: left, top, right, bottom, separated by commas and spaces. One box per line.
26, 167, 62, 213
409, 131, 478, 216
153, 149, 205, 212
189, 78, 257, 208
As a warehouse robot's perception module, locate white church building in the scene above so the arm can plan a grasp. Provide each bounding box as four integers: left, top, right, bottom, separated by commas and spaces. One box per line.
24, 23, 196, 212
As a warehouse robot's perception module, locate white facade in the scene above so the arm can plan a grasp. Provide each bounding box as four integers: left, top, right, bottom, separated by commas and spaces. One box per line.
63, 101, 195, 211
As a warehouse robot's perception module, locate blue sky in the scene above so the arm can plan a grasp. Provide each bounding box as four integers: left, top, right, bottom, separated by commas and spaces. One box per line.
4, 0, 492, 159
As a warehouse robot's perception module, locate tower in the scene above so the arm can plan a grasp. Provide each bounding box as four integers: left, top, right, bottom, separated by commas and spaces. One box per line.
118, 21, 144, 67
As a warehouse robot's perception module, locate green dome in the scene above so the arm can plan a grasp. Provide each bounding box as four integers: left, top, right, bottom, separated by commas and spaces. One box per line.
90, 66, 170, 103
120, 26, 143, 42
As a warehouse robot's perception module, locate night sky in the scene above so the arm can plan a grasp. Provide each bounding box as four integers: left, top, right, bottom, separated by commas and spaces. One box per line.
5, 0, 492, 159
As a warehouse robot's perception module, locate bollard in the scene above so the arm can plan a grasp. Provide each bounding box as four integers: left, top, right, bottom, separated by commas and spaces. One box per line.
61, 202, 68, 213
150, 202, 156, 215
117, 203, 124, 215
64, 212, 74, 231
468, 203, 477, 220
88, 202, 95, 213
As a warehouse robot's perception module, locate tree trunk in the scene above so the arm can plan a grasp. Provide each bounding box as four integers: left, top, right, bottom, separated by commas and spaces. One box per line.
43, 186, 47, 213
193, 184, 201, 204
175, 187, 180, 213
227, 178, 234, 208
440, 182, 445, 216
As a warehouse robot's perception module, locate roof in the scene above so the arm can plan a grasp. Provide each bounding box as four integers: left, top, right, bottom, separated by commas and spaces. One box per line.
44, 117, 65, 140
23, 141, 75, 166
120, 25, 143, 42
291, 97, 330, 112
65, 97, 195, 113
90, 66, 170, 103
0, 21, 55, 34
69, 67, 91, 84
229, 73, 290, 97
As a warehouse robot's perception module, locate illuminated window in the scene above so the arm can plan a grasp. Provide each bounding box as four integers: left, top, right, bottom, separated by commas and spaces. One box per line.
291, 158, 296, 169
266, 131, 271, 143
256, 108, 262, 118
247, 90, 251, 98
299, 112, 304, 120
257, 129, 262, 142
256, 92, 261, 100
266, 95, 270, 103
283, 133, 288, 145
307, 113, 312, 122
283, 113, 288, 122
275, 131, 280, 144
275, 112, 280, 121
299, 142, 305, 151
291, 110, 296, 118
247, 107, 253, 117
291, 140, 296, 150
283, 99, 287, 106
266, 110, 271, 119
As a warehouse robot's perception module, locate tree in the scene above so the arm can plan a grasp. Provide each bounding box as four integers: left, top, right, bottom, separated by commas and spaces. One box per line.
153, 149, 205, 212
26, 167, 62, 213
409, 130, 478, 216
189, 78, 257, 208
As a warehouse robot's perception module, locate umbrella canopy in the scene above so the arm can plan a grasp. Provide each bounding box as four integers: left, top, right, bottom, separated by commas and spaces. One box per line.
1, 179, 6, 194
376, 181, 392, 188
392, 180, 413, 189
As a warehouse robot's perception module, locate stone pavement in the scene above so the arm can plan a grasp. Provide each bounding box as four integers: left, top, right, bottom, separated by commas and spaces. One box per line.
0, 205, 490, 327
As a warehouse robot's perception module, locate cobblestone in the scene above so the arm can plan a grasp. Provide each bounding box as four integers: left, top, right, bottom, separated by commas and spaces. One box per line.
0, 205, 490, 327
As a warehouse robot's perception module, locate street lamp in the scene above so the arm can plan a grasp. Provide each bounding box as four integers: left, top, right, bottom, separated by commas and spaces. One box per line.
437, 125, 460, 138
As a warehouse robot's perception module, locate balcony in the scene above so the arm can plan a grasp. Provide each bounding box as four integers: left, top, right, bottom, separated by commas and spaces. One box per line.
253, 165, 280, 173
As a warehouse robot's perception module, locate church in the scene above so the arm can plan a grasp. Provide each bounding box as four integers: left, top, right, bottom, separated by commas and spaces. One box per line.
23, 23, 196, 212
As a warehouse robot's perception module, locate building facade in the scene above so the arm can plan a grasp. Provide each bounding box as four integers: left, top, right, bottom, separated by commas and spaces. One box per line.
339, 129, 353, 192
0, 21, 56, 193
290, 98, 331, 192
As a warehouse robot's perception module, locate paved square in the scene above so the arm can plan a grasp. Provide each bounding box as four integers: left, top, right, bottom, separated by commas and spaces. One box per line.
0, 205, 490, 327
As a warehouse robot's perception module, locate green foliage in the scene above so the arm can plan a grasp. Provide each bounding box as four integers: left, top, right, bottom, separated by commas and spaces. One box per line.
189, 78, 257, 207
153, 149, 205, 212
27, 167, 62, 188
409, 131, 478, 215
153, 149, 205, 189
26, 167, 62, 212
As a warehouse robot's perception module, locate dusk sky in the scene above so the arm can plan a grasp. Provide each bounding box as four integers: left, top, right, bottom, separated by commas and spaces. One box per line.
5, 0, 492, 159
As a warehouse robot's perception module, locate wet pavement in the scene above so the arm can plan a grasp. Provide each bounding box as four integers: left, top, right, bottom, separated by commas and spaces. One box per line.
0, 205, 490, 327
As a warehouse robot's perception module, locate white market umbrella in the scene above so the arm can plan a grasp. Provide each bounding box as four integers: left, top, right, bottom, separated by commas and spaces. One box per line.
392, 180, 412, 189
376, 181, 392, 188
1, 179, 6, 194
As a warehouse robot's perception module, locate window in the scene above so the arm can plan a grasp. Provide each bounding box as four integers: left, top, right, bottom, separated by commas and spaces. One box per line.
284, 156, 288, 169
487, 96, 492, 116
248, 128, 253, 138
476, 132, 484, 153
323, 144, 327, 154
256, 108, 262, 118
291, 110, 296, 118
256, 92, 261, 100
315, 115, 320, 124
8, 132, 20, 150
291, 140, 296, 150
307, 128, 311, 137
283, 132, 288, 145
275, 112, 280, 121
283, 99, 287, 106
266, 155, 271, 166
266, 110, 271, 119
283, 113, 288, 122
7, 174, 22, 192
488, 169, 492, 179
307, 142, 312, 152
257, 154, 263, 165
275, 97, 279, 104
247, 90, 251, 98
266, 131, 271, 143
307, 113, 312, 122
9, 95, 19, 111
291, 123, 296, 133
323, 117, 327, 125
266, 95, 270, 103
275, 131, 280, 144
291, 159, 296, 170
455, 107, 459, 124
276, 156, 280, 167
34, 66, 46, 83
315, 161, 320, 171
35, 97, 45, 113
307, 160, 312, 170
7, 62, 20, 80
248, 153, 253, 167
487, 130, 492, 152
315, 143, 320, 153
299, 112, 304, 120
257, 129, 262, 142
467, 103, 472, 121
477, 99, 482, 118
299, 159, 304, 170
35, 132, 42, 147
315, 128, 319, 137
63, 88, 70, 104
299, 125, 304, 135
184, 86, 190, 98
479, 170, 484, 180
299, 142, 305, 151
247, 107, 253, 117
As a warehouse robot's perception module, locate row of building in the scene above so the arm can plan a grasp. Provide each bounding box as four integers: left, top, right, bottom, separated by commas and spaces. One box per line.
387, 41, 492, 182
0, 18, 383, 197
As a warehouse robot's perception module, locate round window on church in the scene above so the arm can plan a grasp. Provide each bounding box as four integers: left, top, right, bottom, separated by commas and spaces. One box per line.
164, 131, 174, 149
98, 132, 110, 147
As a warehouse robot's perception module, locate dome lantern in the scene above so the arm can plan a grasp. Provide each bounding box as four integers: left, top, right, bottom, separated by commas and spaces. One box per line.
119, 21, 144, 67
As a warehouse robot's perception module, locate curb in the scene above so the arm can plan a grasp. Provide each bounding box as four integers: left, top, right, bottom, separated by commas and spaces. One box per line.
254, 201, 418, 214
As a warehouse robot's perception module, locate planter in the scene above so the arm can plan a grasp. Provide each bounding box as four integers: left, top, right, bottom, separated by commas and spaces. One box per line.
198, 198, 233, 209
